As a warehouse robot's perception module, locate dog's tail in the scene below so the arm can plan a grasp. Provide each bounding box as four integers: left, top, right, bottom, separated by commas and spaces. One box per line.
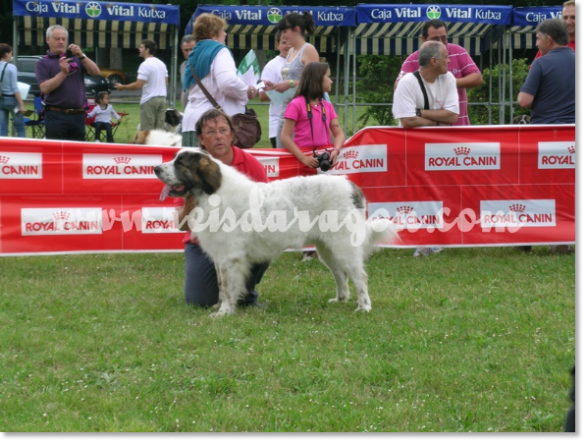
362, 218, 399, 259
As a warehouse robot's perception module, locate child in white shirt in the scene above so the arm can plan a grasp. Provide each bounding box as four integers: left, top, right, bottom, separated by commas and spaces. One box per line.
87, 91, 121, 142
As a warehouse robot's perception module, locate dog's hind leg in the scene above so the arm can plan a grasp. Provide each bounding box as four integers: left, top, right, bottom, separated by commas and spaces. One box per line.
349, 266, 371, 312
315, 242, 350, 304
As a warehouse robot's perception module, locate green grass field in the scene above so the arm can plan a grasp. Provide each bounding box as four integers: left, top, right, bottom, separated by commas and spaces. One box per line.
0, 246, 575, 432
23, 97, 372, 147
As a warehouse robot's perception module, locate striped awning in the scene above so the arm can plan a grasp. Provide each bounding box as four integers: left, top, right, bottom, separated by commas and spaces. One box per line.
12, 0, 180, 50
187, 5, 355, 53
16, 16, 175, 49
350, 21, 499, 56
224, 25, 339, 53
508, 6, 563, 50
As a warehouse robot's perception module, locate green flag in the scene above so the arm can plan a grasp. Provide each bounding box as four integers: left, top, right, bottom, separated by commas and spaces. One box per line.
237, 49, 261, 83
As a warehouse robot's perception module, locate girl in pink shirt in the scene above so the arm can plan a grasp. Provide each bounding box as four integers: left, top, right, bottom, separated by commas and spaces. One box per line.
282, 62, 344, 170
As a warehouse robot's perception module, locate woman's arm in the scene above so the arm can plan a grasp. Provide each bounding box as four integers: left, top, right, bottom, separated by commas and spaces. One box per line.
281, 118, 319, 169
329, 118, 344, 165
301, 44, 320, 66
213, 49, 249, 101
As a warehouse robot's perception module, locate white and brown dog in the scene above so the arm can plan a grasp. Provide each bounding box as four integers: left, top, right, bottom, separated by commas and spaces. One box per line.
133, 129, 182, 147
132, 108, 184, 146
512, 115, 531, 124
154, 149, 398, 318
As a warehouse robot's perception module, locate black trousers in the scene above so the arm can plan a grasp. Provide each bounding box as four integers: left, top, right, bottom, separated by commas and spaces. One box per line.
184, 242, 269, 308
94, 122, 114, 143
44, 110, 85, 141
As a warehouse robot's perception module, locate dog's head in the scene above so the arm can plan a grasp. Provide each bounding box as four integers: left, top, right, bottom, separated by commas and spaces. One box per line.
154, 148, 223, 201
165, 109, 183, 127
512, 115, 531, 124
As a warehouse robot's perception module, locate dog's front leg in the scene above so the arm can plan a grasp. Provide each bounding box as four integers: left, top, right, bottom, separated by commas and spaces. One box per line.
209, 258, 248, 318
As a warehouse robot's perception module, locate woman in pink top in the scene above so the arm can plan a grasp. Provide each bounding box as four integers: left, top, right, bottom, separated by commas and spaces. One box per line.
281, 62, 343, 170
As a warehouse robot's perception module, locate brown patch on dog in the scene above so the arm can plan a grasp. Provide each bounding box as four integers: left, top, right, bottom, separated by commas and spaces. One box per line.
132, 130, 150, 144
188, 153, 222, 195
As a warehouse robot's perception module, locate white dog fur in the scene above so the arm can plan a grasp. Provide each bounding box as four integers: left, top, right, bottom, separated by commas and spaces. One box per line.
154, 148, 397, 317
133, 129, 182, 147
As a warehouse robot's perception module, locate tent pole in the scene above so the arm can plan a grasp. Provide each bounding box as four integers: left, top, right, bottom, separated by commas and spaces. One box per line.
343, 29, 350, 136
352, 28, 356, 134
170, 26, 178, 109
508, 31, 514, 123
335, 27, 341, 114
13, 17, 18, 67
488, 39, 493, 125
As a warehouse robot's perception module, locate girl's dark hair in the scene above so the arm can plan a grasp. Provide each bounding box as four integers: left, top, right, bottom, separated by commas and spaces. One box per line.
277, 12, 315, 36
295, 62, 330, 101
0, 43, 13, 60
96, 91, 109, 103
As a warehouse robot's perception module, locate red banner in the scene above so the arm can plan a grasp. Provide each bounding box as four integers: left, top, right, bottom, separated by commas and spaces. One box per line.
0, 125, 575, 255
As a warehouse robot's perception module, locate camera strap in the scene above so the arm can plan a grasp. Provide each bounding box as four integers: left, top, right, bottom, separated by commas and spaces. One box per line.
306, 98, 329, 157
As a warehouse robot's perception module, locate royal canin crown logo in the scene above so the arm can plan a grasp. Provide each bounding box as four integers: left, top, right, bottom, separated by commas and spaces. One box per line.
397, 206, 414, 214
53, 211, 71, 220
0, 155, 9, 164
454, 147, 471, 156
568, 145, 575, 154
343, 150, 359, 159
509, 204, 526, 213
113, 156, 131, 164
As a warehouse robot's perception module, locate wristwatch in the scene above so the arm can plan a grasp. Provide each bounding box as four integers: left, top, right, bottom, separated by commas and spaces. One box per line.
416, 108, 422, 117
79, 53, 87, 60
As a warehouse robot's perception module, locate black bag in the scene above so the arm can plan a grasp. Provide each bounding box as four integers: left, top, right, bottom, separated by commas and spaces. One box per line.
189, 65, 262, 149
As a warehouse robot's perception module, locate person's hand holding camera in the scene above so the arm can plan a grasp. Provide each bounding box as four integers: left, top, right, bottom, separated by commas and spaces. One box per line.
302, 155, 319, 169
66, 44, 84, 59
329, 148, 340, 166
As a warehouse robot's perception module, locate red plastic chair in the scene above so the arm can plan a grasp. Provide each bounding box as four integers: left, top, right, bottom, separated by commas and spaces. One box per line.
85, 99, 128, 142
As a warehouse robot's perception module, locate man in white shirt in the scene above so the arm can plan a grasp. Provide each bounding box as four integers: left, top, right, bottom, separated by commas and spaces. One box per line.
392, 41, 459, 128
116, 39, 168, 130
259, 31, 291, 147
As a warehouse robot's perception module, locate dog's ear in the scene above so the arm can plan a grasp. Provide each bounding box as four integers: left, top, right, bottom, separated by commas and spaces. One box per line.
195, 156, 222, 195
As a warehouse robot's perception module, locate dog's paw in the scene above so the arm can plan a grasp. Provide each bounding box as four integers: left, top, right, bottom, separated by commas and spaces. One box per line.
355, 305, 372, 312
329, 297, 348, 303
209, 310, 229, 319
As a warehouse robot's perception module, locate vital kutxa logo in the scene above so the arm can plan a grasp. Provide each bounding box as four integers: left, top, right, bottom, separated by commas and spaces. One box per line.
86, 2, 102, 18
267, 8, 282, 24
426, 5, 442, 20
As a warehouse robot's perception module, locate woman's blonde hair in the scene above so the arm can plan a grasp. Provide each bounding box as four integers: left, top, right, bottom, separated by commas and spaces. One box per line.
193, 13, 226, 42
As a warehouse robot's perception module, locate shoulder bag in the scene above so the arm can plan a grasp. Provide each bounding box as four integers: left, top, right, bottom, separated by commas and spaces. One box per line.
0, 62, 9, 106
413, 70, 430, 110
189, 65, 261, 149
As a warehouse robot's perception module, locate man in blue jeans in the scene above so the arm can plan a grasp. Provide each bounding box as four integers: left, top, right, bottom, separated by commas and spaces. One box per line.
35, 25, 101, 141
518, 18, 575, 254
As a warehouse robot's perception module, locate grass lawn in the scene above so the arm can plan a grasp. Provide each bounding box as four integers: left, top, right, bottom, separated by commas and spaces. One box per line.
0, 246, 575, 432
22, 98, 373, 146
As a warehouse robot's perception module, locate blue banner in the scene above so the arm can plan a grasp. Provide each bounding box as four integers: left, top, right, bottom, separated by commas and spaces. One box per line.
356, 4, 512, 25
12, 0, 180, 26
512, 7, 562, 28
188, 5, 355, 34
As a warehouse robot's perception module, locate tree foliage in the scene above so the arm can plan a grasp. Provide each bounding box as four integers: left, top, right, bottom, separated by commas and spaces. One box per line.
467, 58, 530, 125
356, 55, 404, 127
